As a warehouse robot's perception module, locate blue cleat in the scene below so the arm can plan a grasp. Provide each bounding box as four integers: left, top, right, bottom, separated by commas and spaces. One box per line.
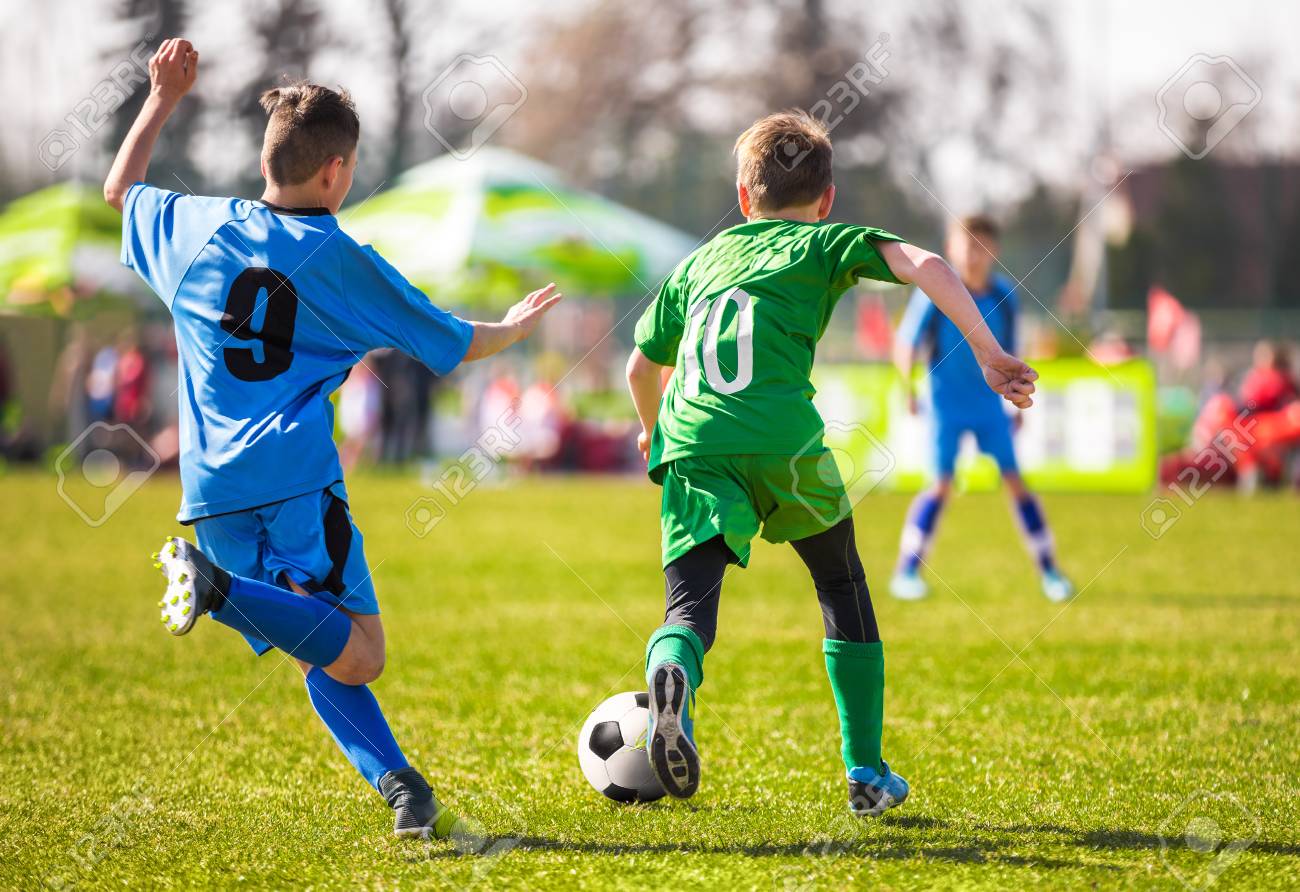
847, 760, 909, 817
1041, 569, 1075, 603
647, 662, 699, 799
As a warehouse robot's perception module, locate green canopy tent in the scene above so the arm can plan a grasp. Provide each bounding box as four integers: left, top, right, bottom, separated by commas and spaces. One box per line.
0, 183, 150, 318
343, 148, 697, 307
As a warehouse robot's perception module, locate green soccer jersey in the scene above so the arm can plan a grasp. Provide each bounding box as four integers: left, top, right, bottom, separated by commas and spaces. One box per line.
634, 218, 905, 477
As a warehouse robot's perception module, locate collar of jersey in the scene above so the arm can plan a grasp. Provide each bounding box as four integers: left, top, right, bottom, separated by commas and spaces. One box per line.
258, 200, 334, 217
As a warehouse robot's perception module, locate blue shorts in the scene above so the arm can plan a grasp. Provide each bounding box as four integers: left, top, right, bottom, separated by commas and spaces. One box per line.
933, 411, 1019, 478
193, 483, 378, 655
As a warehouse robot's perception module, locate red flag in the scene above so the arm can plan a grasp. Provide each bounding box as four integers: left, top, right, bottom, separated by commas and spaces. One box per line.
1148, 285, 1200, 370
1147, 285, 1184, 351
856, 297, 893, 359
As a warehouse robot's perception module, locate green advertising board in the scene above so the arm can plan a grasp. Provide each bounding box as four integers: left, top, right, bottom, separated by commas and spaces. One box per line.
811, 359, 1158, 493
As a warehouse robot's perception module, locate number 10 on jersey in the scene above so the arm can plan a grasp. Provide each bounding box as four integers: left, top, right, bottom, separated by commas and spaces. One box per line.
682, 287, 754, 397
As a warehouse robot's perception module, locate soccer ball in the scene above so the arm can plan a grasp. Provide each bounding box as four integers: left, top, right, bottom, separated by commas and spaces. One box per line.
577, 691, 666, 803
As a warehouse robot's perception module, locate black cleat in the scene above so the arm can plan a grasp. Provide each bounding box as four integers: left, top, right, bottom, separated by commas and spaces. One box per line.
379, 767, 466, 840
152, 537, 229, 635
647, 662, 700, 799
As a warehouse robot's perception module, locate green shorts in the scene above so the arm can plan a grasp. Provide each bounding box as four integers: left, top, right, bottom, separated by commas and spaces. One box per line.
655, 452, 850, 568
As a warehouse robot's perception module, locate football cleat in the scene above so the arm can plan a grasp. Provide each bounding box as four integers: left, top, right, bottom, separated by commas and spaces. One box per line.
379, 767, 467, 840
847, 760, 909, 817
889, 570, 929, 601
1041, 569, 1075, 603
647, 662, 700, 799
153, 537, 229, 636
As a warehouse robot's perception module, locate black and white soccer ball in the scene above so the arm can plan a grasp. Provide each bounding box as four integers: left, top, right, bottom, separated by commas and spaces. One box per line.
577, 691, 666, 803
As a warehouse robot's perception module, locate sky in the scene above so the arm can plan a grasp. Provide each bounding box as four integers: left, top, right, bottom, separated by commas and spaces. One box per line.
0, 0, 1295, 196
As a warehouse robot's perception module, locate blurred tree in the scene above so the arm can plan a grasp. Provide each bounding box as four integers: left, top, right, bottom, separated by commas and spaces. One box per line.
1001, 183, 1079, 305
1148, 156, 1234, 308
380, 0, 415, 180
1272, 191, 1300, 309
507, 0, 912, 239
881, 0, 1064, 209
228, 0, 328, 197
1107, 224, 1156, 312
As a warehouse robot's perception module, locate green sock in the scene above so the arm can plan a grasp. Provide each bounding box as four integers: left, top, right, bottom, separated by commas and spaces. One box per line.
823, 639, 884, 774
645, 624, 705, 690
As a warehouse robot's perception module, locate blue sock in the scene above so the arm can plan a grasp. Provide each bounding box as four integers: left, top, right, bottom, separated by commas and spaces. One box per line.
305, 668, 409, 789
1015, 495, 1057, 574
211, 575, 352, 667
897, 491, 946, 573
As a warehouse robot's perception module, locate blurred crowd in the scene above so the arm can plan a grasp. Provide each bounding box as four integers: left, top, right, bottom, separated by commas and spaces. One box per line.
1164, 339, 1300, 491
5, 321, 640, 475
2, 319, 1296, 491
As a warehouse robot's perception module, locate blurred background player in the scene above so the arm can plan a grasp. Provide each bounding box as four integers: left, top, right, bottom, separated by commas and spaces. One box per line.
891, 216, 1074, 602
626, 112, 1038, 817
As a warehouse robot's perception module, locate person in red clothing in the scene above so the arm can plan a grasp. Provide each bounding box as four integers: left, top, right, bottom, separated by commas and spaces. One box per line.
1240, 340, 1298, 414
113, 331, 152, 428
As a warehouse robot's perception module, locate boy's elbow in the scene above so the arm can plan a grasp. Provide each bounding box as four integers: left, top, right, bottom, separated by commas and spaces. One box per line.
103, 181, 126, 213
626, 347, 662, 383
625, 347, 647, 381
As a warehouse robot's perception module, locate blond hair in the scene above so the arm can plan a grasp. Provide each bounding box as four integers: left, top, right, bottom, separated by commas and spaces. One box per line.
733, 110, 833, 212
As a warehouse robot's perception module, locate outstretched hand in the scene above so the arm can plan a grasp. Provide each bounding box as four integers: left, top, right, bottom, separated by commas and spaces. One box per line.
149, 38, 199, 103
503, 283, 563, 342
981, 350, 1038, 409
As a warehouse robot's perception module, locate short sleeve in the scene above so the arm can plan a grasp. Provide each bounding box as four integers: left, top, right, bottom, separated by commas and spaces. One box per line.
342, 243, 473, 376
633, 274, 687, 366
895, 287, 937, 351
820, 224, 907, 291
120, 183, 239, 307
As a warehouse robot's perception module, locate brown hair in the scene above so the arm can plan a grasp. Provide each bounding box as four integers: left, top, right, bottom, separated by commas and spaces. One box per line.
733, 110, 833, 212
259, 81, 360, 186
954, 214, 1001, 241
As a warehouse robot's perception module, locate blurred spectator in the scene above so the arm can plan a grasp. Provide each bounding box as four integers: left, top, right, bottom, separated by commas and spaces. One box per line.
146, 323, 181, 466
339, 356, 384, 470
49, 328, 93, 447
1240, 340, 1298, 413
373, 349, 437, 463
517, 378, 565, 469
113, 330, 152, 429
0, 335, 18, 458
86, 343, 118, 424
479, 368, 521, 435
1089, 329, 1136, 365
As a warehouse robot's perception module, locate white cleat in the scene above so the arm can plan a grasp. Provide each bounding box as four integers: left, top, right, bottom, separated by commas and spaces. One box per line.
1041, 570, 1075, 603
889, 571, 929, 601
153, 537, 223, 635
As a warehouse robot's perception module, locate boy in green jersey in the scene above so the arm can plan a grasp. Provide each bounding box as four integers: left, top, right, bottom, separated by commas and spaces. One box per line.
626, 111, 1039, 815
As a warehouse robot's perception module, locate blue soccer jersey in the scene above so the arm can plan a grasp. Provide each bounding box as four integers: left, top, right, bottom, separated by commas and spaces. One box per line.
895, 274, 1017, 421
121, 184, 473, 522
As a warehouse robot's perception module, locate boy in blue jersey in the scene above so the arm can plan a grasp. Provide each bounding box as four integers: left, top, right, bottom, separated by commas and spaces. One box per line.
104, 40, 561, 838
890, 216, 1073, 602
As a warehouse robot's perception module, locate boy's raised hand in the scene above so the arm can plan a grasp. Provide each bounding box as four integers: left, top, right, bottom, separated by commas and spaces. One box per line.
149, 38, 199, 103
103, 38, 197, 211
980, 350, 1038, 409
503, 283, 563, 341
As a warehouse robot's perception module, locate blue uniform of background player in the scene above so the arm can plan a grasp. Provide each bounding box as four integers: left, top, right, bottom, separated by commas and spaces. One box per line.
104, 41, 561, 838
890, 217, 1073, 603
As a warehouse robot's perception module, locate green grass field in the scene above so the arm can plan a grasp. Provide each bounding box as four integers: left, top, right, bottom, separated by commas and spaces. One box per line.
1, 469, 1297, 890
